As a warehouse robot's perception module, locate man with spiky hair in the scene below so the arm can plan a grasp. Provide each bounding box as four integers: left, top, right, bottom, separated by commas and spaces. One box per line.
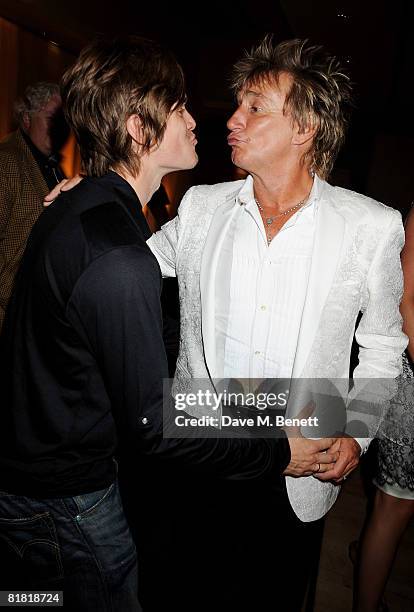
148, 37, 406, 609
43, 36, 406, 611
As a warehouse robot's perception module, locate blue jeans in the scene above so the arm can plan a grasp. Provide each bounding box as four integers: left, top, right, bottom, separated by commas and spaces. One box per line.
0, 479, 141, 611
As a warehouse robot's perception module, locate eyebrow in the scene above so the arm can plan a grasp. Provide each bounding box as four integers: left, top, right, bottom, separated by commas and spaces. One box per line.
244, 90, 272, 103
245, 89, 263, 97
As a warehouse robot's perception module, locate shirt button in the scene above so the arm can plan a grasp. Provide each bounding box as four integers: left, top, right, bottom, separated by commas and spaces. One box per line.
141, 417, 148, 425
254, 350, 261, 356
260, 305, 267, 311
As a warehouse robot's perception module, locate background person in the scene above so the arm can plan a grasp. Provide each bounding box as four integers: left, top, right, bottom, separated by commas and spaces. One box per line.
354, 206, 414, 612
0, 82, 67, 329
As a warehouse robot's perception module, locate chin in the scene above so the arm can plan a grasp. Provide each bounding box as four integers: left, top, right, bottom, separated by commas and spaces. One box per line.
172, 151, 198, 172
231, 155, 249, 174
185, 153, 198, 169
231, 150, 244, 166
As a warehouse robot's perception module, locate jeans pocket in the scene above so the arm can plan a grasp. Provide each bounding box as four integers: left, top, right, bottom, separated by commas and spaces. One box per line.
0, 511, 63, 585
72, 482, 115, 520
72, 481, 137, 589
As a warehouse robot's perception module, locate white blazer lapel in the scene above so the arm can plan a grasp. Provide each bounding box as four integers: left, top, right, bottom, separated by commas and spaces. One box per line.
291, 197, 346, 377
200, 194, 241, 380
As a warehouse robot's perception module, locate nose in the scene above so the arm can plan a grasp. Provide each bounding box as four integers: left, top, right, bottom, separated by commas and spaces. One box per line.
227, 105, 244, 131
185, 109, 196, 130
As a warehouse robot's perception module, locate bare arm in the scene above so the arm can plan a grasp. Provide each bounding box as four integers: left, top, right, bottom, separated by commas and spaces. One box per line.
400, 207, 414, 361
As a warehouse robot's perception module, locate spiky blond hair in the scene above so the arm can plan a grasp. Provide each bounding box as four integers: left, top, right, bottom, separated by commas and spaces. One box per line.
231, 36, 353, 179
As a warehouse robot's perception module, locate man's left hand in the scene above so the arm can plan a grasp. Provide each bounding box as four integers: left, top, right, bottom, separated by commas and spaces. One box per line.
313, 436, 360, 483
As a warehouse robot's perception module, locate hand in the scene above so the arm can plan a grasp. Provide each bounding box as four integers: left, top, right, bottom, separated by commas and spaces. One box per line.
283, 436, 339, 477
43, 175, 83, 207
313, 436, 360, 482
282, 400, 338, 477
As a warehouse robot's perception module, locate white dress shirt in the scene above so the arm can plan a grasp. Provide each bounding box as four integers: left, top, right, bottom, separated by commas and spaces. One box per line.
215, 175, 318, 379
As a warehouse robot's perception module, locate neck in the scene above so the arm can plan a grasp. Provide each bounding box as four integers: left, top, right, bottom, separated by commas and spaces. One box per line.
252, 165, 314, 212
115, 161, 163, 208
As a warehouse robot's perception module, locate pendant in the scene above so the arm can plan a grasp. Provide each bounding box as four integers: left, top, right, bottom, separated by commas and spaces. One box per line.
266, 218, 273, 225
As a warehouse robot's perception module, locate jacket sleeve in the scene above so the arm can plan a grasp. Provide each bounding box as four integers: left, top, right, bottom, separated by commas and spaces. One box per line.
352, 209, 407, 452
146, 186, 195, 277
0, 167, 13, 324
67, 246, 291, 480
354, 209, 407, 378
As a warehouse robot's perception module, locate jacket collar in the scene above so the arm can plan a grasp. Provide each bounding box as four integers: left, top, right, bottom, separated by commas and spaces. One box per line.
89, 171, 152, 240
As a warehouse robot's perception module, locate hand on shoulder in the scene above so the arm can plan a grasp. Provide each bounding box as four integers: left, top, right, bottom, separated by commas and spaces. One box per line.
43, 175, 83, 207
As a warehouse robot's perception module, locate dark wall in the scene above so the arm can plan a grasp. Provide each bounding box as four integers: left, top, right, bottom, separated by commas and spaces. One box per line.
1, 0, 412, 212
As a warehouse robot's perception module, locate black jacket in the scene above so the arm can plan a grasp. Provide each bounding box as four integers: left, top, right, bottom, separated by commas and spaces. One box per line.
0, 172, 290, 497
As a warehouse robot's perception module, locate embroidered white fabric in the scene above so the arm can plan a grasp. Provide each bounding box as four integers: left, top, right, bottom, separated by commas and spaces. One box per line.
147, 177, 406, 521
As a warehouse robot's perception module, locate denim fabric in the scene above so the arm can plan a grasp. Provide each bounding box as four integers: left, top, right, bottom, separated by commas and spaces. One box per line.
0, 479, 141, 611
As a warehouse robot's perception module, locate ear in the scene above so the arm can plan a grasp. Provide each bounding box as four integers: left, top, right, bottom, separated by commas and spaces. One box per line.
292, 117, 317, 147
21, 112, 31, 132
126, 114, 144, 146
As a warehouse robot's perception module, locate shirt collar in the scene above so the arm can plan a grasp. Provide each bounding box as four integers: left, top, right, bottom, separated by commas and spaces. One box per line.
237, 174, 255, 207
237, 173, 322, 214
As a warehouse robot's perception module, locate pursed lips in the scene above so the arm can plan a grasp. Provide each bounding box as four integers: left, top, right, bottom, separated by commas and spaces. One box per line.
227, 134, 247, 145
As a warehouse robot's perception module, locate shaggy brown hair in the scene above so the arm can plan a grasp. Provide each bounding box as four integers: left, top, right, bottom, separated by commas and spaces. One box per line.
61, 36, 186, 177
231, 36, 353, 179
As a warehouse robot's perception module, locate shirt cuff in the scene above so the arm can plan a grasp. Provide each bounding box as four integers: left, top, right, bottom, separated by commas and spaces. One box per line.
354, 437, 371, 455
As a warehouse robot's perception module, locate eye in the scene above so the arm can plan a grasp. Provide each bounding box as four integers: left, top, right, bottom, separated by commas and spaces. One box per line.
249, 105, 262, 114
177, 105, 186, 115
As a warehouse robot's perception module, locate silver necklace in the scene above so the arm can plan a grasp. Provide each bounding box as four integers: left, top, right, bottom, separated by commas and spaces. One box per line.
255, 195, 308, 244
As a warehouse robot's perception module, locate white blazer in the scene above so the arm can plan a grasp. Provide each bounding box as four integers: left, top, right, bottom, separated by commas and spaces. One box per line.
148, 176, 406, 521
